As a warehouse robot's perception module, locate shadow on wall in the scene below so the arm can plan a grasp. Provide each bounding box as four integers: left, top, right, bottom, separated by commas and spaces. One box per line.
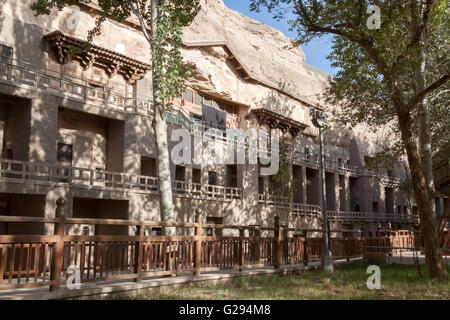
0, 3, 127, 222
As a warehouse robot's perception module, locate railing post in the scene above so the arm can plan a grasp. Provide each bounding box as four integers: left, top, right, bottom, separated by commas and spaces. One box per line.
283, 226, 289, 264
89, 170, 94, 186
274, 215, 282, 269
254, 226, 261, 264
239, 228, 245, 272
303, 230, 309, 266
50, 198, 66, 292
134, 223, 143, 283
194, 209, 203, 276
345, 237, 350, 262
360, 224, 366, 256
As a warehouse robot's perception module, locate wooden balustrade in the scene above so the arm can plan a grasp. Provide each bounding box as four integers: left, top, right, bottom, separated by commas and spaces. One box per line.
0, 158, 242, 201
0, 203, 427, 293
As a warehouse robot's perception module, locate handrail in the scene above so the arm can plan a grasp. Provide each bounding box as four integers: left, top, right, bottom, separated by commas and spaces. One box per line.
327, 211, 419, 224
177, 108, 193, 131
0, 158, 242, 201
258, 193, 322, 215
172, 180, 242, 200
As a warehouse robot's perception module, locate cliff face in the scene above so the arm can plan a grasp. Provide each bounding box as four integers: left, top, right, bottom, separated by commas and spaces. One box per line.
182, 0, 330, 108
181, 0, 402, 157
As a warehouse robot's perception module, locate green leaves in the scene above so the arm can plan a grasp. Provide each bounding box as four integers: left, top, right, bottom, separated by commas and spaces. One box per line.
152, 0, 200, 112
250, 0, 449, 163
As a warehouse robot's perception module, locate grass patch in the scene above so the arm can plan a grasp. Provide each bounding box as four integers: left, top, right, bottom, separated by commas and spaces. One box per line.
109, 261, 450, 300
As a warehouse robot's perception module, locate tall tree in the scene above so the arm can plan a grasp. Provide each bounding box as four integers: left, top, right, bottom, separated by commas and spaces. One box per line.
31, 0, 200, 235
250, 0, 449, 279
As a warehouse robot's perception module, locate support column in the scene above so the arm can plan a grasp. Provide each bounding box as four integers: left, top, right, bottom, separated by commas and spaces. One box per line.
29, 96, 58, 163
301, 166, 307, 204
334, 173, 340, 211
344, 173, 351, 212
123, 114, 143, 175
0, 120, 4, 154
325, 172, 337, 211
242, 163, 259, 219
379, 181, 387, 213
309, 168, 321, 205
241, 164, 258, 202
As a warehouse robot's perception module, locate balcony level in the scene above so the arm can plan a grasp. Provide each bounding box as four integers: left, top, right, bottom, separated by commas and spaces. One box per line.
0, 158, 242, 202
0, 56, 152, 115
167, 107, 405, 185
257, 192, 419, 225
327, 211, 420, 225
0, 157, 416, 224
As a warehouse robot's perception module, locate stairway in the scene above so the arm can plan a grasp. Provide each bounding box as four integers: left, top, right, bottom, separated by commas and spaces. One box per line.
165, 107, 193, 132
176, 107, 193, 132
437, 199, 450, 253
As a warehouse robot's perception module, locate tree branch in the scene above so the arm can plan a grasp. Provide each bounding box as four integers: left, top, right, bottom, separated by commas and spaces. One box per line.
127, 0, 152, 44
409, 0, 435, 48
406, 73, 450, 110
395, 0, 436, 67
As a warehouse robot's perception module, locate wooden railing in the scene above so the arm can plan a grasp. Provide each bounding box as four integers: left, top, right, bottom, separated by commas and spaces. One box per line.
293, 150, 359, 173
0, 58, 152, 114
172, 180, 242, 200
0, 200, 427, 293
257, 195, 418, 224
0, 158, 242, 201
257, 194, 322, 216
0, 158, 159, 192
328, 211, 420, 224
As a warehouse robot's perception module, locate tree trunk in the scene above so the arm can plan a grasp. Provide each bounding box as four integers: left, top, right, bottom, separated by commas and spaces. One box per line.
151, 0, 176, 236
397, 111, 447, 279
415, 49, 436, 222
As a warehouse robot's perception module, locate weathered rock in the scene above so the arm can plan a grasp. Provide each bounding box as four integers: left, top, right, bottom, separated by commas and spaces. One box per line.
182, 0, 330, 111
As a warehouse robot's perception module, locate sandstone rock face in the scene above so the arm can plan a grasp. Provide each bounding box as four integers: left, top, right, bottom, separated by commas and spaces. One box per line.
182, 0, 330, 111
0, 0, 151, 66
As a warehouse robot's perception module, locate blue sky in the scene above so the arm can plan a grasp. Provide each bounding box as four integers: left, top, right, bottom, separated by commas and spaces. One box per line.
222, 0, 336, 75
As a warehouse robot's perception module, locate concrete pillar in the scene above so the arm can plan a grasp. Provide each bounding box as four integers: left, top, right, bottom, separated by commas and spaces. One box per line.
241, 163, 258, 221
0, 120, 4, 154
379, 182, 386, 213
344, 173, 350, 212
325, 172, 337, 211
301, 166, 307, 204
358, 177, 373, 212
307, 168, 320, 205
241, 164, 257, 203
288, 147, 293, 206
185, 164, 193, 186
124, 115, 152, 175
29, 97, 58, 163
334, 173, 340, 211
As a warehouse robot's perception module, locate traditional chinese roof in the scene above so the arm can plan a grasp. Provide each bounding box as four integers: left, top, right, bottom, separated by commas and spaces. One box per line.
44, 31, 151, 83
251, 108, 308, 138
